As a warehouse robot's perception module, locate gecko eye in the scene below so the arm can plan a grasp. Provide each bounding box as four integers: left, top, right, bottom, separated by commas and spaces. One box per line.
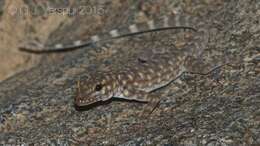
95, 84, 103, 91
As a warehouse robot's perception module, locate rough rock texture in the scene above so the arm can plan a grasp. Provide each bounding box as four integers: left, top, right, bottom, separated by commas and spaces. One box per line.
0, 0, 259, 145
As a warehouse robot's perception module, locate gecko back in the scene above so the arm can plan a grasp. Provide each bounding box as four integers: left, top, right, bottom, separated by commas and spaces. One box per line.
75, 51, 185, 107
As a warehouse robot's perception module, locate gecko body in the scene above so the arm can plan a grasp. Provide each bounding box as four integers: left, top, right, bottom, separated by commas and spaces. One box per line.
72, 14, 197, 109
75, 53, 185, 108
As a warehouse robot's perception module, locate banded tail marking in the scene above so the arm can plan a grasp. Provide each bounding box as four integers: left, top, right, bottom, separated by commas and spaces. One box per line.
19, 15, 197, 54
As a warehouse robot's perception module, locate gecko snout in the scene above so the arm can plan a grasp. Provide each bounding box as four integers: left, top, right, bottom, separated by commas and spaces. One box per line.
75, 84, 101, 107
75, 91, 96, 107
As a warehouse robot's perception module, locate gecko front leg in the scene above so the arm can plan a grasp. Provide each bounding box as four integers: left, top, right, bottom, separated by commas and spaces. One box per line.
114, 87, 161, 117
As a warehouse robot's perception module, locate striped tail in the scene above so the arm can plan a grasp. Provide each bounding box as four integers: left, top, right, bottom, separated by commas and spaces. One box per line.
19, 15, 197, 54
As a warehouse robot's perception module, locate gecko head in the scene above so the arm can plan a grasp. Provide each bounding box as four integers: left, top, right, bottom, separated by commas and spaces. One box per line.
75, 73, 114, 107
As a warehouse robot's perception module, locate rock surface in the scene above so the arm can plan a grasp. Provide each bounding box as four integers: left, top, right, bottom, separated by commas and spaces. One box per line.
0, 0, 259, 145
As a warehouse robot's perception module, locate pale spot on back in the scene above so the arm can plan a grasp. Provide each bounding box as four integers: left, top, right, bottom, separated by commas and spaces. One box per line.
147, 75, 152, 80
148, 68, 154, 74
159, 65, 164, 69
113, 82, 117, 88
166, 74, 171, 79
168, 60, 174, 65
101, 79, 106, 84
106, 85, 111, 90
138, 72, 145, 79
147, 20, 155, 29
105, 75, 111, 80
117, 74, 122, 80
109, 29, 120, 37
122, 80, 127, 85
129, 24, 138, 33
55, 44, 63, 48
91, 35, 100, 42
127, 74, 134, 80
73, 40, 81, 46
101, 89, 106, 94
134, 82, 139, 86
123, 90, 129, 96
157, 77, 162, 83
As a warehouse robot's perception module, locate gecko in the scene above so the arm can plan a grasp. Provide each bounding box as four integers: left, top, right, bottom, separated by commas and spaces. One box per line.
19, 14, 199, 114
75, 52, 187, 115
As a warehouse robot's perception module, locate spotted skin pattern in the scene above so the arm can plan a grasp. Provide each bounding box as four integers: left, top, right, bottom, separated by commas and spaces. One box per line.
20, 13, 199, 114
72, 14, 198, 115
75, 54, 185, 114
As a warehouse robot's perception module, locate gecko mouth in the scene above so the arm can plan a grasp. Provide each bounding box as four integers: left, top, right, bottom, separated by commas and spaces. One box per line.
75, 94, 100, 107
